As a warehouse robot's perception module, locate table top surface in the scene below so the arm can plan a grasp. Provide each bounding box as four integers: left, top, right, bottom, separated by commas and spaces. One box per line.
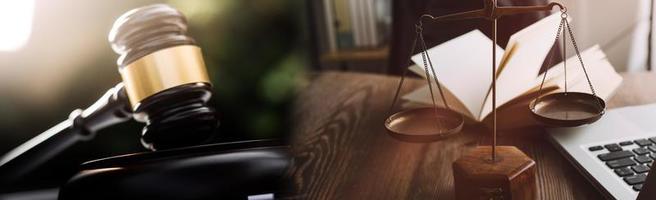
287, 71, 656, 200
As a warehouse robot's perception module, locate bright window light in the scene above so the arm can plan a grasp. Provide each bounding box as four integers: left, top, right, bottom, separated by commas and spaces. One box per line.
0, 0, 34, 51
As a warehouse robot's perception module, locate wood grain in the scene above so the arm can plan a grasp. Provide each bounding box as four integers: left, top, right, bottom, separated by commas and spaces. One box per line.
286, 71, 656, 199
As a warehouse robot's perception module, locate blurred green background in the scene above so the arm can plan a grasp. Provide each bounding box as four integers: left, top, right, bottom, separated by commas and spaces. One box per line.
0, 0, 308, 186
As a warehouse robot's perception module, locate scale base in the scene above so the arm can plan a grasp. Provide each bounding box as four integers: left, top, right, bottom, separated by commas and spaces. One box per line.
453, 146, 536, 200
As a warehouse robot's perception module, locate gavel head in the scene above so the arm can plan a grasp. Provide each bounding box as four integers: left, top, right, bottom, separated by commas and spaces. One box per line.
108, 4, 218, 150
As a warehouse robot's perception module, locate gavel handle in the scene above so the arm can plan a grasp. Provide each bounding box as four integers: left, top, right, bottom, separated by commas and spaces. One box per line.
0, 83, 132, 187
0, 120, 83, 186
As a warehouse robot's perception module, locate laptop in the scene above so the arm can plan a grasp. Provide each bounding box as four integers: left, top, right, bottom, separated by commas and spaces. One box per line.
550, 103, 656, 199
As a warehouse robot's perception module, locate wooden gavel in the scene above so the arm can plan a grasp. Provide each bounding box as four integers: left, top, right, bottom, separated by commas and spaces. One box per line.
0, 4, 218, 187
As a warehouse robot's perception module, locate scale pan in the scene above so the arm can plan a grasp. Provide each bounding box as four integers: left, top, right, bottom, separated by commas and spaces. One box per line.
385, 107, 464, 142
530, 92, 606, 127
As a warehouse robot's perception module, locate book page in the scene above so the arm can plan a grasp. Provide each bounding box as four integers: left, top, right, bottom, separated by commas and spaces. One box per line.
401, 83, 475, 119
479, 45, 623, 127
408, 30, 504, 118
520, 45, 607, 96
478, 13, 562, 121
546, 45, 622, 100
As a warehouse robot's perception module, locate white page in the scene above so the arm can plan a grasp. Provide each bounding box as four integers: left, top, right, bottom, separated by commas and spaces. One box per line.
566, 59, 622, 101
479, 13, 562, 120
526, 45, 607, 93
547, 45, 622, 100
402, 84, 448, 107
409, 30, 504, 116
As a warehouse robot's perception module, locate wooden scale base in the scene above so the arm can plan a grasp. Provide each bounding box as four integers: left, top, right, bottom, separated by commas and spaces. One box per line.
453, 146, 536, 200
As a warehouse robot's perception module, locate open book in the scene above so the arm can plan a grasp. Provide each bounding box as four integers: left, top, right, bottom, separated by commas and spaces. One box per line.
402, 13, 623, 128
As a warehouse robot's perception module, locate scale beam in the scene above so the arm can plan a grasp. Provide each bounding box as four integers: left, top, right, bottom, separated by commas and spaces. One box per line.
418, 0, 564, 23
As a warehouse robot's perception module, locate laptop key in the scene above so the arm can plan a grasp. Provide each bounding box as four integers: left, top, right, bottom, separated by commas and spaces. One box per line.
634, 148, 650, 155
604, 144, 623, 152
598, 151, 634, 161
635, 139, 652, 146
632, 165, 650, 173
634, 184, 643, 191
624, 174, 647, 185
649, 146, 656, 152
588, 146, 603, 151
615, 167, 634, 177
636, 155, 653, 164
649, 137, 656, 144
650, 163, 653, 168
607, 158, 637, 169
620, 141, 634, 146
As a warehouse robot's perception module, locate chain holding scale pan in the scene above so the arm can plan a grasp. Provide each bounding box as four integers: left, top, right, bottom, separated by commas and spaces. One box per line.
384, 22, 464, 142
530, 9, 606, 127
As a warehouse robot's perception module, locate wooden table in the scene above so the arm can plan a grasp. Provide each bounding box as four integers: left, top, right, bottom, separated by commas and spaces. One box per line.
287, 71, 656, 199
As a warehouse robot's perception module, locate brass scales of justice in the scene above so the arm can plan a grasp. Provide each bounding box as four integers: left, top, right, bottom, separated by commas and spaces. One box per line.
384, 0, 606, 199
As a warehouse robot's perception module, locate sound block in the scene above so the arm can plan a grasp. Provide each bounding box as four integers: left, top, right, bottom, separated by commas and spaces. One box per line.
59, 140, 290, 200
453, 146, 536, 200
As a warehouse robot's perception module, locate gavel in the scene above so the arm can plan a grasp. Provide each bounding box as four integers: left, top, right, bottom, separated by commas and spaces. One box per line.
0, 4, 218, 186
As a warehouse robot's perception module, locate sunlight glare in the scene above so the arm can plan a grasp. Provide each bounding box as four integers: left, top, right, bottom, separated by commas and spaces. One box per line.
0, 0, 35, 51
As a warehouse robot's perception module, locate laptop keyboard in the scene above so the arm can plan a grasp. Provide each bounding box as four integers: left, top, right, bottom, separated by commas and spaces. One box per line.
589, 137, 656, 192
